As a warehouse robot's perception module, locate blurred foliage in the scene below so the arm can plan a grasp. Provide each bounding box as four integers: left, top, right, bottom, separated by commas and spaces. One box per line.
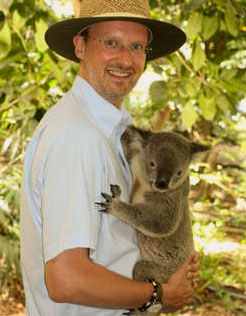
128, 0, 246, 132
127, 0, 246, 133
0, 0, 246, 314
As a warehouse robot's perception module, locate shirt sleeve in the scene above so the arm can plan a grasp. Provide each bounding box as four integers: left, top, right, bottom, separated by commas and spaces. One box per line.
40, 127, 103, 263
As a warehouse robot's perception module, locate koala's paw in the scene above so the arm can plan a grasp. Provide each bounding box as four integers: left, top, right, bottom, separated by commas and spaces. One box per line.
110, 184, 121, 198
96, 184, 121, 214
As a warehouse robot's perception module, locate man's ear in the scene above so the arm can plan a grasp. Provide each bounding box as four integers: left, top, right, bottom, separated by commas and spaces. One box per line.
73, 35, 86, 60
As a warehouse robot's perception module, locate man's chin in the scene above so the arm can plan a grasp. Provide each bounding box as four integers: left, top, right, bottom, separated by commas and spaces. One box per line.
106, 86, 134, 99
114, 83, 137, 97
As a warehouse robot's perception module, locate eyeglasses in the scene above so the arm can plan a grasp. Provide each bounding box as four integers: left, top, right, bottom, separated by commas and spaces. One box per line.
88, 36, 152, 57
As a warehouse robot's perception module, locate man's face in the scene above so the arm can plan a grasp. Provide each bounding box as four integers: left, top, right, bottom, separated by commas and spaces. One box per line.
73, 21, 149, 108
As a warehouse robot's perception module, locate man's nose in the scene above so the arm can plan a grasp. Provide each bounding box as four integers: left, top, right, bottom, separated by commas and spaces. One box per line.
117, 45, 134, 66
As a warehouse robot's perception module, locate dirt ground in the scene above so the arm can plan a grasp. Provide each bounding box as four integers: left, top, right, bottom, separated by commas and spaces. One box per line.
172, 303, 237, 316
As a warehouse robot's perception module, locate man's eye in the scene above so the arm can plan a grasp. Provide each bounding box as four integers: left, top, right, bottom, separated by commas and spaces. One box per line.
132, 43, 144, 51
104, 39, 117, 48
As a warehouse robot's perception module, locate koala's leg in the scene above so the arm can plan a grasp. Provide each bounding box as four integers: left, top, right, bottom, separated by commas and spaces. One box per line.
133, 260, 169, 284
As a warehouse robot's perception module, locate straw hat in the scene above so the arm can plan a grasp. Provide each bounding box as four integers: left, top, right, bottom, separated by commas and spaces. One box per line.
45, 0, 186, 62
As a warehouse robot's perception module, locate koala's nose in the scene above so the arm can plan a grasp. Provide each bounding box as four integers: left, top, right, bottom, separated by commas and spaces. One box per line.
154, 170, 171, 190
155, 179, 169, 190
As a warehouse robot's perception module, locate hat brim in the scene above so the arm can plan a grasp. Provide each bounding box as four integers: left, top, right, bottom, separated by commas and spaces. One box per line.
45, 16, 186, 62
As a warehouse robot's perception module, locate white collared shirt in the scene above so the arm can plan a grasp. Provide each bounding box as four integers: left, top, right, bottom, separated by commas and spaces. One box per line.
20, 76, 139, 316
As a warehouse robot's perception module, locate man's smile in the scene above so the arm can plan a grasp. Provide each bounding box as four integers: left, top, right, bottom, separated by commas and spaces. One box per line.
106, 67, 134, 79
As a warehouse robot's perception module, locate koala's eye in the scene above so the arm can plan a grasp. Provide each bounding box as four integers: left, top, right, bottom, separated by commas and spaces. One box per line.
177, 170, 183, 176
149, 160, 157, 169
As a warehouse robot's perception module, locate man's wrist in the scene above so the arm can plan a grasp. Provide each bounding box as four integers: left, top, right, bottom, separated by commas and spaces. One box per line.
157, 281, 163, 303
125, 280, 162, 315
139, 280, 161, 312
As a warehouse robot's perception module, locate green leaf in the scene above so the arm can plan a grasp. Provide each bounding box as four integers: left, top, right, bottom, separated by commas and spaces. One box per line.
216, 94, 232, 113
192, 41, 206, 71
213, 0, 224, 5
0, 20, 11, 59
182, 101, 198, 128
12, 10, 25, 29
185, 79, 201, 98
188, 0, 205, 9
225, 0, 239, 37
186, 12, 203, 38
202, 15, 219, 40
44, 54, 63, 82
151, 62, 163, 75
219, 79, 246, 94
199, 94, 216, 120
149, 81, 167, 104
35, 19, 48, 52
186, 82, 196, 98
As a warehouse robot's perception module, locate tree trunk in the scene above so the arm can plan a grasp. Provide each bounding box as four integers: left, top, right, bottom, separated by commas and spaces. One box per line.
152, 108, 171, 132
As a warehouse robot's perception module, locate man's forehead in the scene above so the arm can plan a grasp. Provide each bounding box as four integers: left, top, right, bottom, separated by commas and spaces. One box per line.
89, 20, 149, 39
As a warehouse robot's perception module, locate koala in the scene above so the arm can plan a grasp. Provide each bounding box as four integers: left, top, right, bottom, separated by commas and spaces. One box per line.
98, 125, 209, 315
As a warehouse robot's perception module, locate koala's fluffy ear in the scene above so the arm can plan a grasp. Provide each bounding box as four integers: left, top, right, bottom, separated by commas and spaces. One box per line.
190, 142, 210, 160
122, 125, 152, 145
191, 142, 210, 154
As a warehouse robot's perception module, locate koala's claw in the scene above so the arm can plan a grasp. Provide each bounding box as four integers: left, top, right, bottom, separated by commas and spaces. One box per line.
101, 192, 113, 202
95, 202, 107, 213
110, 184, 121, 197
96, 184, 122, 214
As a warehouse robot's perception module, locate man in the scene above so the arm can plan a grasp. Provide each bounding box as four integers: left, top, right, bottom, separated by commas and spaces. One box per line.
20, 0, 199, 315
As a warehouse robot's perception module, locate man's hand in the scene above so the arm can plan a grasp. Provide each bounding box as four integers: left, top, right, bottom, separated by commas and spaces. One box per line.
160, 251, 199, 312
187, 251, 199, 286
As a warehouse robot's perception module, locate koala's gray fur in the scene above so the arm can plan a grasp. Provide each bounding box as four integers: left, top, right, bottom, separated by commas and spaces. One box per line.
98, 125, 209, 315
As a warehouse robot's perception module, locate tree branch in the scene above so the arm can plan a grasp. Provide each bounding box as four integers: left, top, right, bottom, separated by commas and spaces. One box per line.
175, 51, 207, 85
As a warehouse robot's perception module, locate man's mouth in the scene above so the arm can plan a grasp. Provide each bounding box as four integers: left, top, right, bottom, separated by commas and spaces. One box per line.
107, 68, 134, 79
108, 70, 130, 77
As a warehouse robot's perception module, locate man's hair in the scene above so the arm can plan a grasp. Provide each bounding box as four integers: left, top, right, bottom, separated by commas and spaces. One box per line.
80, 28, 89, 42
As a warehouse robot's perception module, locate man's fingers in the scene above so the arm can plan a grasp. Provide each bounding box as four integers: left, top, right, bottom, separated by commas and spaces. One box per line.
187, 271, 198, 279
189, 263, 199, 271
188, 251, 199, 264
191, 251, 199, 262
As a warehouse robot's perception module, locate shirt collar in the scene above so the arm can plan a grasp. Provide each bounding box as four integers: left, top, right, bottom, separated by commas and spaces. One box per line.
71, 76, 132, 136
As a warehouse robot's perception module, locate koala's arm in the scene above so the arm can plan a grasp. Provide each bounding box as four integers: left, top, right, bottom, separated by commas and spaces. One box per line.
99, 185, 185, 238
112, 201, 182, 238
